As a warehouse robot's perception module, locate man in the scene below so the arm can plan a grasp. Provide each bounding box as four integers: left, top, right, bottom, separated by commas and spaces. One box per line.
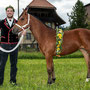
0, 5, 25, 86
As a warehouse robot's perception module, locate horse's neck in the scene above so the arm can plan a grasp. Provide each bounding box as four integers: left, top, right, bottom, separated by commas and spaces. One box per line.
30, 15, 48, 42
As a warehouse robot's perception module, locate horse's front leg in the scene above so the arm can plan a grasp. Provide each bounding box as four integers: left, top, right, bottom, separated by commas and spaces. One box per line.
46, 55, 54, 84
52, 61, 56, 83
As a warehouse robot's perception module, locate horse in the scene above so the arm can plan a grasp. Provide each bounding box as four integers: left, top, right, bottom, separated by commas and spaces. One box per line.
12, 7, 90, 84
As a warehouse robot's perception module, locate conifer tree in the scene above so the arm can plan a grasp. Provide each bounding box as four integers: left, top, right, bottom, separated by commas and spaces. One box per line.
67, 0, 87, 29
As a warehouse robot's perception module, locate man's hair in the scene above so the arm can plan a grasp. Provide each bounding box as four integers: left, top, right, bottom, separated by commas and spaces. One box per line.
5, 5, 15, 12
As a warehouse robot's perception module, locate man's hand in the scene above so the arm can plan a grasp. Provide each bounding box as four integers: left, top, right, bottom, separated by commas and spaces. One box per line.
22, 30, 26, 35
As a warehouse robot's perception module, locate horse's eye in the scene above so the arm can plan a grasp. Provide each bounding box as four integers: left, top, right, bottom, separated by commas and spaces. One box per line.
21, 18, 24, 20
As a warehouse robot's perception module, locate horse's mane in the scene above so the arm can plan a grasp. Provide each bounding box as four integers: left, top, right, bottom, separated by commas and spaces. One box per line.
30, 14, 56, 39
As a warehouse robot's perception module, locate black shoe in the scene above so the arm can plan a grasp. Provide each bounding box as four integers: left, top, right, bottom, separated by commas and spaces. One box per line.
0, 79, 3, 86
0, 84, 3, 87
0, 82, 3, 86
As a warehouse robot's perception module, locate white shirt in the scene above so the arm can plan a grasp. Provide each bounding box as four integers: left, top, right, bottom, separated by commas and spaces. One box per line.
7, 18, 14, 27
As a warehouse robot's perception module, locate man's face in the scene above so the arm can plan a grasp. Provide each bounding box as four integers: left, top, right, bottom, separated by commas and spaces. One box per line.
6, 8, 14, 18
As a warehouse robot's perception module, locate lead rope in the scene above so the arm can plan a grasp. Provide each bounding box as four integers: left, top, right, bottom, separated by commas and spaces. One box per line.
0, 14, 30, 53
0, 35, 24, 53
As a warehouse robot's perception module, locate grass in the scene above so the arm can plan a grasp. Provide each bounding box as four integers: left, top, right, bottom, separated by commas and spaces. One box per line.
1, 56, 90, 90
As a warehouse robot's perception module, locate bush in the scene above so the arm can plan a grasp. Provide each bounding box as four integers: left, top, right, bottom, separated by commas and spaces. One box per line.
18, 50, 83, 59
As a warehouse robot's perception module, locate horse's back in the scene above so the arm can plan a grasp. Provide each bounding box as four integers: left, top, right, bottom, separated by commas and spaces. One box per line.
63, 28, 90, 42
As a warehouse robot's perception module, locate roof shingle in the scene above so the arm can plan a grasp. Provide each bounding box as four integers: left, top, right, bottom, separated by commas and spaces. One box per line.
29, 0, 56, 9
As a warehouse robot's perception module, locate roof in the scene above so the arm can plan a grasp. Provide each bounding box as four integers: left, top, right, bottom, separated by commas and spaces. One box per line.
84, 3, 90, 7
29, 0, 56, 9
28, 8, 65, 25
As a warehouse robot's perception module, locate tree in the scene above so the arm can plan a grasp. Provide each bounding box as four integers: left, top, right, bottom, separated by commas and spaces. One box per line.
67, 0, 87, 29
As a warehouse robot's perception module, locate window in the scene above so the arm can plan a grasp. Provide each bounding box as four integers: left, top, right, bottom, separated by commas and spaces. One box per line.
26, 33, 31, 40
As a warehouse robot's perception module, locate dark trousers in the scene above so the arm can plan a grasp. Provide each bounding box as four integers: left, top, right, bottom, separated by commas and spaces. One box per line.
0, 44, 18, 85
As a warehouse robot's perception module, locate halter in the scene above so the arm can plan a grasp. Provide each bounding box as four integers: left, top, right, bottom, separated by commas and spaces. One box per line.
0, 14, 30, 53
15, 14, 30, 33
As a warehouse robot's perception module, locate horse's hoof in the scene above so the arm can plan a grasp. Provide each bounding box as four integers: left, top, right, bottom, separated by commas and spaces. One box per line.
47, 81, 52, 85
52, 78, 56, 83
86, 78, 90, 82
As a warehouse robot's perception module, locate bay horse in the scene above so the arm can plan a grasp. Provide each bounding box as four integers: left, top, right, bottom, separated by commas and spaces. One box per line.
12, 8, 90, 84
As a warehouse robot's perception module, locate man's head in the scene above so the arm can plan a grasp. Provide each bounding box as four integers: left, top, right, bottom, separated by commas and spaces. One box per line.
5, 5, 15, 19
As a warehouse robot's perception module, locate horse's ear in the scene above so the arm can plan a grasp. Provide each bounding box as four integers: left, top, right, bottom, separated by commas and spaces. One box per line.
25, 5, 30, 14
27, 8, 30, 14
22, 8, 25, 11
25, 9, 28, 14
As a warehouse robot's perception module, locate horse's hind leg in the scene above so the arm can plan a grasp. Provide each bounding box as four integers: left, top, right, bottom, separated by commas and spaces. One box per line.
80, 48, 90, 82
45, 55, 55, 84
85, 54, 90, 82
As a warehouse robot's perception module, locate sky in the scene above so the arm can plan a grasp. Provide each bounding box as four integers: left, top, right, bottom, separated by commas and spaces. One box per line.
0, 0, 90, 27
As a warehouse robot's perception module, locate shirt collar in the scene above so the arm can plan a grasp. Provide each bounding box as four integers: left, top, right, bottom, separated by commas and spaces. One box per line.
7, 18, 14, 23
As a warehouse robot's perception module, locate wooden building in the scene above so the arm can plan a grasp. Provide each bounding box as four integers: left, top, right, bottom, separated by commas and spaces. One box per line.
21, 0, 65, 51
28, 0, 65, 29
84, 3, 90, 23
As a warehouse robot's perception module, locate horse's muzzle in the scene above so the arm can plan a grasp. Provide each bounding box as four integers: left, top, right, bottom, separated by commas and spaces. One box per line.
12, 27, 19, 35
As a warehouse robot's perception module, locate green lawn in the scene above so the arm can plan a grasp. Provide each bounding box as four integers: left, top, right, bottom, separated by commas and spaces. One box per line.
1, 57, 90, 90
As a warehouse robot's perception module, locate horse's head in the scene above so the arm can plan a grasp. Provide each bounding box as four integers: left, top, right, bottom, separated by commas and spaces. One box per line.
12, 8, 30, 34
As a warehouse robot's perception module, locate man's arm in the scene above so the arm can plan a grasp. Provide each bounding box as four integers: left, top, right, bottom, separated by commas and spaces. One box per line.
0, 20, 2, 29
0, 20, 1, 28
0, 20, 1, 42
